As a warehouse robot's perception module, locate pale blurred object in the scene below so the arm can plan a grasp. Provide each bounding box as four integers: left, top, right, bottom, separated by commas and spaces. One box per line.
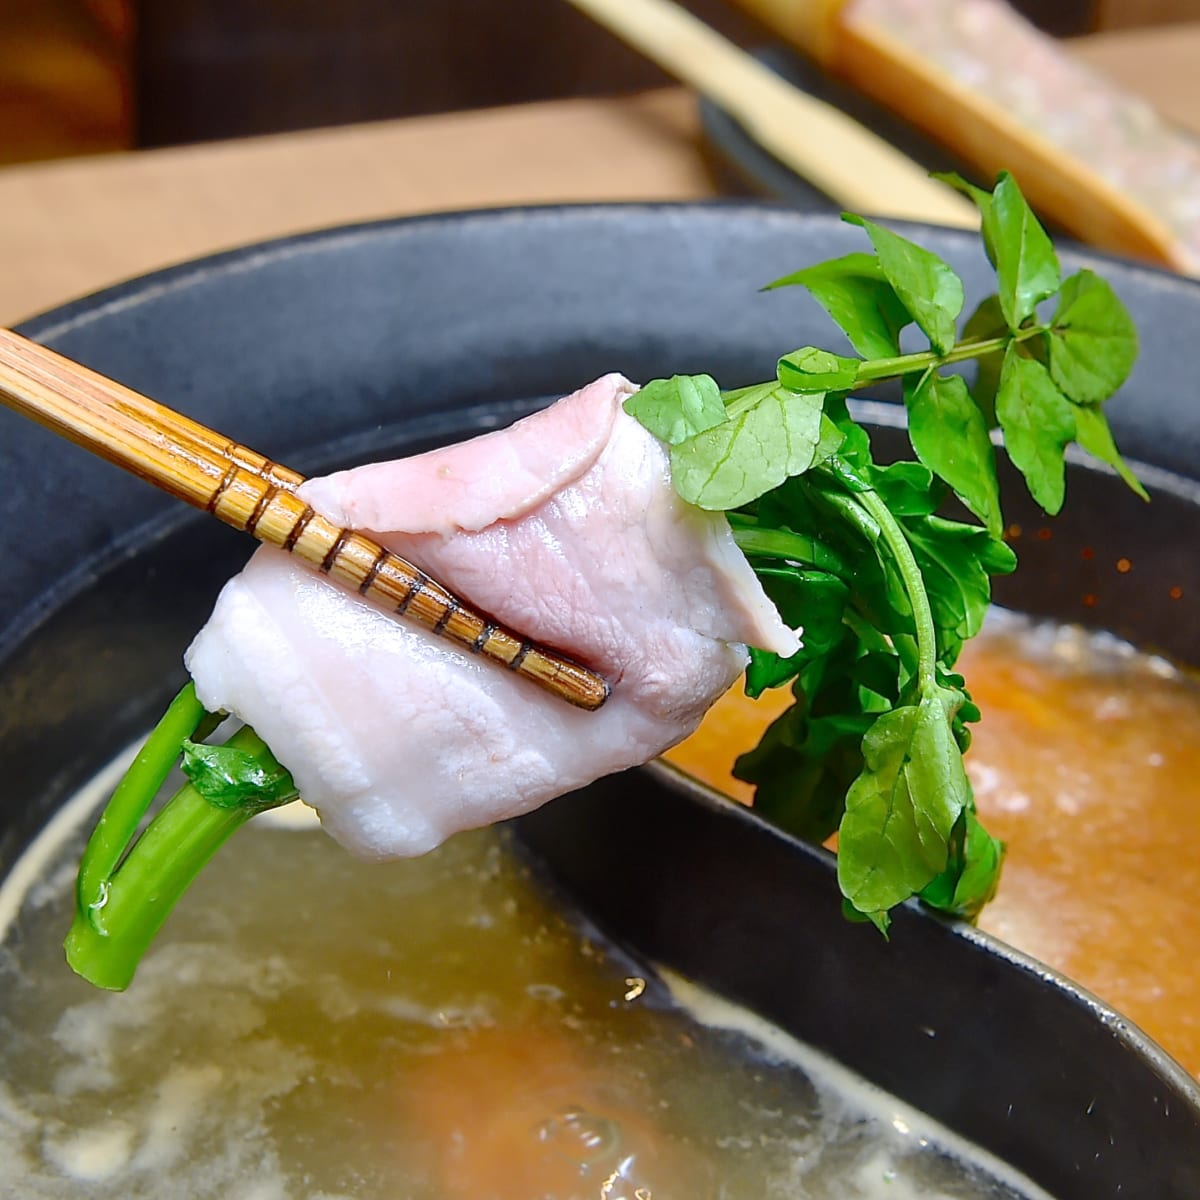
1073, 22, 1200, 136
727, 0, 1200, 273
0, 0, 132, 165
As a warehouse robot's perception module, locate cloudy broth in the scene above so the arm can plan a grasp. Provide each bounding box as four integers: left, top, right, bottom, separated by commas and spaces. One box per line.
0, 770, 1045, 1199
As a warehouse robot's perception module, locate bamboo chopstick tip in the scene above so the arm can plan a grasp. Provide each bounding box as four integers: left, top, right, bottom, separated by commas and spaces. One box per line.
519, 645, 611, 711
565, 672, 611, 712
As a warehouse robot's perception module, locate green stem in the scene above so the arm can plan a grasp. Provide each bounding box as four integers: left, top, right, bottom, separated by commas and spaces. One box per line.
726, 328, 1037, 419
853, 485, 939, 689
729, 516, 851, 576
724, 381, 777, 420
853, 326, 1039, 385
65, 722, 295, 991
74, 683, 208, 918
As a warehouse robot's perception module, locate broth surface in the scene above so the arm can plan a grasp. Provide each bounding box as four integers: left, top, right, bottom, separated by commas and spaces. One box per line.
668, 610, 1200, 1077
0, 775, 1044, 1199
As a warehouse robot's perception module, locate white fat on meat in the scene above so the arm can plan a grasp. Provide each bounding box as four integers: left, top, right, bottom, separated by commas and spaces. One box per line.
185, 374, 799, 859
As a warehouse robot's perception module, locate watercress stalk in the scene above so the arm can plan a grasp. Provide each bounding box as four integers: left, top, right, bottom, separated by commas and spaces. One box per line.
729, 516, 851, 576
65, 700, 297, 990
73, 683, 209, 916
851, 485, 938, 689
853, 326, 1041, 385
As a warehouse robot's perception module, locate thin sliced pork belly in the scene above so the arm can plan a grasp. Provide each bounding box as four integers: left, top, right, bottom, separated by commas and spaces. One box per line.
185, 374, 798, 859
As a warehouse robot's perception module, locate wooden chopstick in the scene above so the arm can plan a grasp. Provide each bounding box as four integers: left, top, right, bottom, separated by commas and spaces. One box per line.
0, 328, 609, 711
564, 0, 978, 228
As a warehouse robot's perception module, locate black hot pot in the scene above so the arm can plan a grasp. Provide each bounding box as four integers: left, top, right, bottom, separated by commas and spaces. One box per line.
2, 205, 1199, 1197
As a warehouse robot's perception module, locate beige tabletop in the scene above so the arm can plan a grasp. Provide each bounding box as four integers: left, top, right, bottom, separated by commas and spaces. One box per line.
0, 23, 1198, 328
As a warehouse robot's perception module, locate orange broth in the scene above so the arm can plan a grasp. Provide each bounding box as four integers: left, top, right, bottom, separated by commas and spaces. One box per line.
665, 613, 1200, 1078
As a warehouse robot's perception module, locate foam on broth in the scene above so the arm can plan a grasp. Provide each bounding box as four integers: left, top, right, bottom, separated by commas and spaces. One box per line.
0, 765, 1049, 1198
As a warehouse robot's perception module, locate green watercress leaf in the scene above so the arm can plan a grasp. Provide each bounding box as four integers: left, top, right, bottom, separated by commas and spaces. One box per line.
181, 738, 298, 812
935, 665, 981, 753
805, 476, 917, 637
821, 393, 870, 468
743, 568, 849, 696
1047, 269, 1138, 404
622, 373, 725, 444
931, 171, 994, 223
1073, 403, 1149, 501
765, 251, 910, 360
744, 646, 805, 696
987, 171, 1060, 331
669, 386, 824, 509
837, 688, 971, 916
862, 460, 942, 517
906, 371, 1002, 535
843, 215, 965, 354
734, 690, 869, 845
744, 646, 802, 696
751, 563, 849, 636
921, 806, 1005, 920
850, 649, 904, 708
778, 347, 861, 393
934, 170, 1059, 331
995, 347, 1077, 514
950, 809, 1006, 918
755, 473, 912, 645
903, 515, 1016, 663
722, 380, 778, 411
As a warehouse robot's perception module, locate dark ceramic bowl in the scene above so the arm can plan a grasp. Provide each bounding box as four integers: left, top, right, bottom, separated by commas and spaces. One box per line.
2, 205, 1200, 1198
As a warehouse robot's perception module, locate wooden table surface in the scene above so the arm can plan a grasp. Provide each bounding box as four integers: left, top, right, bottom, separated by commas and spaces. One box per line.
2, 18, 1199, 1077
1, 23, 1198, 328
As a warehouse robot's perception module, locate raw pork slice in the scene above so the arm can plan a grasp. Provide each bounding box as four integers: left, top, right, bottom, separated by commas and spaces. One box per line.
185, 374, 799, 859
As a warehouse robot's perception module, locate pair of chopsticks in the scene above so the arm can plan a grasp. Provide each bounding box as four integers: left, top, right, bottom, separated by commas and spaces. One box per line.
0, 329, 609, 711
565, 0, 978, 228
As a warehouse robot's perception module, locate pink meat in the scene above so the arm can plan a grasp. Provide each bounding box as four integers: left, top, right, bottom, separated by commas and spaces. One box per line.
185, 374, 798, 859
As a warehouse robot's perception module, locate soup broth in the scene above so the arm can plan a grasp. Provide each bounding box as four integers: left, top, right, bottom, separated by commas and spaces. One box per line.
668, 610, 1200, 1076
0, 772, 1044, 1198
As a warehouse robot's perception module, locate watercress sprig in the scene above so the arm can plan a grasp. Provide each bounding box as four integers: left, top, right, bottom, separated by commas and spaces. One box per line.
65, 684, 298, 990
625, 172, 1142, 931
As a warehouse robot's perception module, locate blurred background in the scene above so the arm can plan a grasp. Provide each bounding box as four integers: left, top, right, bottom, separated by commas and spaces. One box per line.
4, 0, 1199, 167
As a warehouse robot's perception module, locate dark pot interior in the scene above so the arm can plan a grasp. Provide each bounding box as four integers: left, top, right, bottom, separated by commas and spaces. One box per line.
2, 205, 1199, 1198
